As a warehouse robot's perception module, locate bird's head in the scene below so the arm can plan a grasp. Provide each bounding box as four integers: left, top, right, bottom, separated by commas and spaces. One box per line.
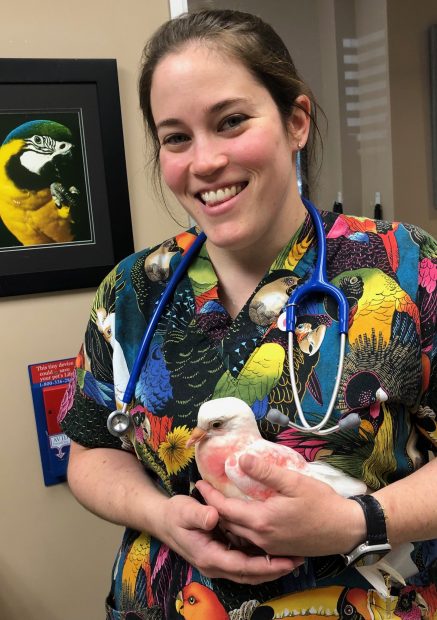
175, 582, 229, 618
3, 119, 74, 177
186, 397, 257, 448
295, 314, 330, 355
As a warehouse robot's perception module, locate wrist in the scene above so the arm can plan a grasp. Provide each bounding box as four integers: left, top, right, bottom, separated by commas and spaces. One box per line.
342, 494, 391, 567
141, 489, 173, 540
340, 496, 367, 554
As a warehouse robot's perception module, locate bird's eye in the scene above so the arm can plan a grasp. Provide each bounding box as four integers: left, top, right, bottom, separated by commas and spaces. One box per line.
33, 135, 42, 144
211, 420, 222, 429
188, 596, 196, 605
59, 142, 66, 150
349, 276, 358, 284
343, 604, 354, 616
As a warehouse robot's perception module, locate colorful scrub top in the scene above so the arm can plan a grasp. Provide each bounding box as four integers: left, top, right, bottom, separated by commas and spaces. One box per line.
60, 209, 437, 619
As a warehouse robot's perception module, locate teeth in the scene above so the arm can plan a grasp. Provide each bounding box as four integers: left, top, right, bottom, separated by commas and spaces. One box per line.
200, 184, 244, 205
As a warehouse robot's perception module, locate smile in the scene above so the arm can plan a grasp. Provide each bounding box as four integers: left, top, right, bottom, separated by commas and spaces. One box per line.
198, 183, 246, 206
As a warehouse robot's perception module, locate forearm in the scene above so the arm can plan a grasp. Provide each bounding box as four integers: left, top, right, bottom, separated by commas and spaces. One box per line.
67, 440, 169, 537
373, 457, 437, 545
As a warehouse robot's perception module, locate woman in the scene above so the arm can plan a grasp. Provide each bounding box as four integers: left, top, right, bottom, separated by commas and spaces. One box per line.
60, 9, 437, 619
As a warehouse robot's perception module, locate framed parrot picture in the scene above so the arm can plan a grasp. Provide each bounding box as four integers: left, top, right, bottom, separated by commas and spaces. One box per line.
0, 58, 133, 296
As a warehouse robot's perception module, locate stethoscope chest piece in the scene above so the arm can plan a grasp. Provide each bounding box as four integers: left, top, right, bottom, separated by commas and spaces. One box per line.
107, 410, 132, 437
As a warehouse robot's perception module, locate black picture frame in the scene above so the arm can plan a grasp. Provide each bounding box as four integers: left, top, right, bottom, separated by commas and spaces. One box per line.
0, 58, 134, 297
430, 26, 437, 209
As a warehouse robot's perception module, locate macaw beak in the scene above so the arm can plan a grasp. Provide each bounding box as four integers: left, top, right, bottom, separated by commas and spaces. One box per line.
175, 590, 183, 613
186, 426, 207, 448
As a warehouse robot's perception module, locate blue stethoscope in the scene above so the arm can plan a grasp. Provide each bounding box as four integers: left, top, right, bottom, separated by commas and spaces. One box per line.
107, 198, 360, 438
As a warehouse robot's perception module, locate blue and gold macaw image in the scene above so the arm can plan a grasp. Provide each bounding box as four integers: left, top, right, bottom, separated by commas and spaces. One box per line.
0, 115, 90, 248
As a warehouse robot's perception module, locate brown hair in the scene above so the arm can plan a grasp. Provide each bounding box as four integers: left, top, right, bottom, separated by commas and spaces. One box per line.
139, 9, 323, 195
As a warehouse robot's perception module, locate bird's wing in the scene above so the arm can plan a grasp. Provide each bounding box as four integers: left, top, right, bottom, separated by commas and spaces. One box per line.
305, 460, 367, 497
214, 342, 285, 403
225, 437, 367, 499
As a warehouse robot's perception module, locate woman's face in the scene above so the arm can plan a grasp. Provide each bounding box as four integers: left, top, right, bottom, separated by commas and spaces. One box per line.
150, 43, 308, 256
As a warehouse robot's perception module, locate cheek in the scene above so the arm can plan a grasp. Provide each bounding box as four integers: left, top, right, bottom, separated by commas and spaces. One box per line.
159, 154, 188, 193
233, 130, 291, 171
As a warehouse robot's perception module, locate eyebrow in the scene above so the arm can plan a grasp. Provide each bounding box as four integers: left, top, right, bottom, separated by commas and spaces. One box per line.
155, 97, 250, 131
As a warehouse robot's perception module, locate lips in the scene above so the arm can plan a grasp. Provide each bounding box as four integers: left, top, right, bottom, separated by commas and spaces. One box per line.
197, 182, 247, 206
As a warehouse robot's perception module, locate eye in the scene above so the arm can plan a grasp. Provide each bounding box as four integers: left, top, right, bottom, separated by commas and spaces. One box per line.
162, 133, 190, 146
211, 420, 222, 429
219, 114, 248, 131
33, 135, 42, 144
59, 142, 67, 150
343, 604, 354, 616
188, 596, 196, 605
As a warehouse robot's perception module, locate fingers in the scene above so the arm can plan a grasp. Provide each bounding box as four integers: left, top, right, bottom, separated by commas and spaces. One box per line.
197, 541, 299, 584
165, 495, 302, 585
238, 453, 297, 495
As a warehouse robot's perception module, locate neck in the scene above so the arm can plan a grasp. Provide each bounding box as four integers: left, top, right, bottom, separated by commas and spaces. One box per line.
207, 197, 308, 318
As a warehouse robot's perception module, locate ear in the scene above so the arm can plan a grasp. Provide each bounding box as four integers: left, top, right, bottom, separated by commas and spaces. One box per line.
287, 94, 311, 151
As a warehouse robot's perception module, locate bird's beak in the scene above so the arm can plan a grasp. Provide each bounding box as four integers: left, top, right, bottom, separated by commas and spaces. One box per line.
186, 426, 207, 448
175, 591, 183, 613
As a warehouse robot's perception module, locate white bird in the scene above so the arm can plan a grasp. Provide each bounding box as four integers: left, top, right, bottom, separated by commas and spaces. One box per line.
187, 397, 418, 598
187, 396, 367, 499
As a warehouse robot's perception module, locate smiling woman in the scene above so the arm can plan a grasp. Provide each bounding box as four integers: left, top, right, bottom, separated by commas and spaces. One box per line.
60, 8, 437, 620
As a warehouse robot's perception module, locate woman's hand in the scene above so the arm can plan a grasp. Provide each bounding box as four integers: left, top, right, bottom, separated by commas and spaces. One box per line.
196, 454, 366, 558
67, 442, 303, 584
156, 493, 303, 584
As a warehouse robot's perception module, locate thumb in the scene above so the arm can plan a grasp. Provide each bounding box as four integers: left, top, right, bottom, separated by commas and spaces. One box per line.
238, 453, 297, 495
195, 504, 219, 531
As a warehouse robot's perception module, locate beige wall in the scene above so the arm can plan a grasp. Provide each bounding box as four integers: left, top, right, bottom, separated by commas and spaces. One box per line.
0, 2, 185, 619
388, 0, 437, 236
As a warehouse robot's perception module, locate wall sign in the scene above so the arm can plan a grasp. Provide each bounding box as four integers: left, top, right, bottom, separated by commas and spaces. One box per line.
28, 357, 75, 486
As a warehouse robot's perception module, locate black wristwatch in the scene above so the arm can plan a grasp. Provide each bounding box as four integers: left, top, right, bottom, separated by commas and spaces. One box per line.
342, 494, 392, 567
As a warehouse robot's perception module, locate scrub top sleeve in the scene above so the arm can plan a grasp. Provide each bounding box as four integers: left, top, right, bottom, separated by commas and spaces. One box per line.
413, 229, 437, 453
59, 268, 125, 450
417, 321, 437, 454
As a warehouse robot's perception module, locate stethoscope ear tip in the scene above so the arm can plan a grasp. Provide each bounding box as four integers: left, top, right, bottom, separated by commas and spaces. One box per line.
266, 408, 291, 427
338, 413, 361, 431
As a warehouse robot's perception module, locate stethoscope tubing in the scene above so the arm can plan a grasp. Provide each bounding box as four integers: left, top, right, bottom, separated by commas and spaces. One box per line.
285, 198, 350, 434
288, 331, 347, 434
286, 198, 349, 335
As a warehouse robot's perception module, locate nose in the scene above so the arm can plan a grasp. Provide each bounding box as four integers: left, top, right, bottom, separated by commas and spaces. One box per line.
189, 137, 229, 177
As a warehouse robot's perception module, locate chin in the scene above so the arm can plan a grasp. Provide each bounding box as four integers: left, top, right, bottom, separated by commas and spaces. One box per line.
205, 229, 247, 250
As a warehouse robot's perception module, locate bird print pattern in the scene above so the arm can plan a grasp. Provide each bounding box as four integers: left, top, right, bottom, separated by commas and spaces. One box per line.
60, 207, 437, 619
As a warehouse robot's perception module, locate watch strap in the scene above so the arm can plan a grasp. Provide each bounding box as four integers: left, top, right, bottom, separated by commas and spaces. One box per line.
349, 494, 388, 545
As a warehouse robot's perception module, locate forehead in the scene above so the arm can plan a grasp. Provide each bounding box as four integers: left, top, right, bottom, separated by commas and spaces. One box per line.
150, 43, 270, 118
153, 41, 250, 81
